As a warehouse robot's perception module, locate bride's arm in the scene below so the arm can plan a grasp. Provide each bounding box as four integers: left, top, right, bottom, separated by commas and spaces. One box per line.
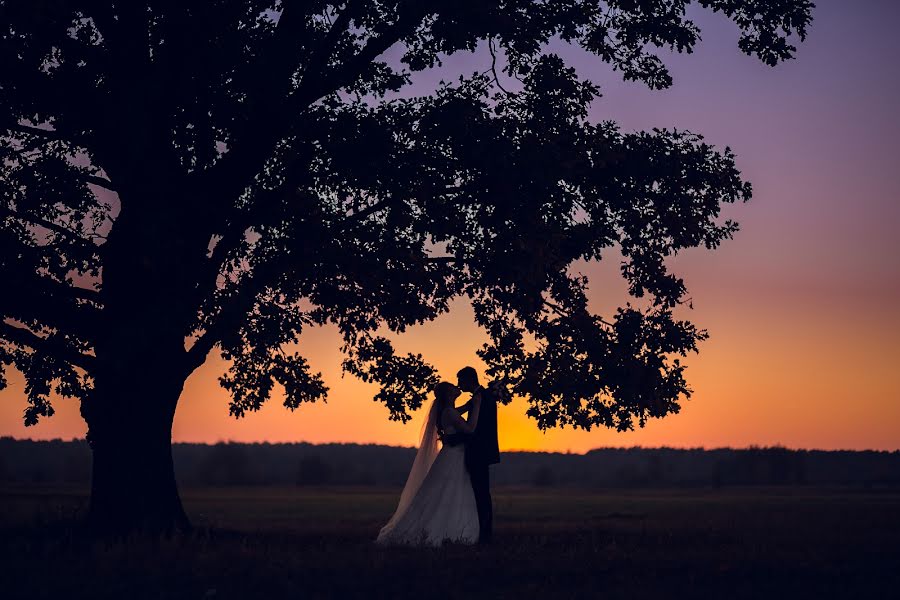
445, 408, 476, 434
456, 400, 473, 414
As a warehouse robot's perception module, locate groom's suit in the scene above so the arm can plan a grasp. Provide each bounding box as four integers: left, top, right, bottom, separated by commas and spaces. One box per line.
462, 385, 500, 543
442, 385, 500, 542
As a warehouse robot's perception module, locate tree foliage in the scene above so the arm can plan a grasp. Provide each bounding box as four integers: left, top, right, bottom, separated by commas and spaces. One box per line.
0, 0, 813, 435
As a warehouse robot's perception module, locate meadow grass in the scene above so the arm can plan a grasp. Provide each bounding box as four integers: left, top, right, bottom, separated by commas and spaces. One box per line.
1, 485, 898, 599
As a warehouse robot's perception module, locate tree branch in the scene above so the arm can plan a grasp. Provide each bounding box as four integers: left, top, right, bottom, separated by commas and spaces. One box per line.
342, 198, 393, 229
488, 38, 513, 95
184, 326, 219, 374
0, 206, 101, 253
544, 300, 615, 329
189, 228, 311, 375
5, 123, 63, 141
0, 265, 101, 342
80, 174, 116, 192
201, 5, 426, 207
293, 10, 423, 107
0, 320, 95, 371
15, 270, 100, 305
185, 281, 262, 375
294, 1, 358, 84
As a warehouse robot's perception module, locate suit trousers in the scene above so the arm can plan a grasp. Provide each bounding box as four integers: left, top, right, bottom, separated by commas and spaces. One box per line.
468, 460, 493, 543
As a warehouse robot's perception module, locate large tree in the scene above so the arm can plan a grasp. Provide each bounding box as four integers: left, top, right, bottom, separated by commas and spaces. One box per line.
0, 0, 813, 532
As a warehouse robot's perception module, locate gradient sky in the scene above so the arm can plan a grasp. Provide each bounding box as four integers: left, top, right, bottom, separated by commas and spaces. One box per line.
2, 0, 898, 452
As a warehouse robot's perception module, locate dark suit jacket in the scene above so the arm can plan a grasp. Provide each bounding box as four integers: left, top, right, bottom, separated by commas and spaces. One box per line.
465, 385, 500, 466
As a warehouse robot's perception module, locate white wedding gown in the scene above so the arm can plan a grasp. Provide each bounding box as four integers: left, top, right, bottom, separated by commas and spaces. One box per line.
376, 406, 479, 546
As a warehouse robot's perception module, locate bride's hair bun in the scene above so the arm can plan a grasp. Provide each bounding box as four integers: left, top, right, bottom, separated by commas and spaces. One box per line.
433, 381, 456, 402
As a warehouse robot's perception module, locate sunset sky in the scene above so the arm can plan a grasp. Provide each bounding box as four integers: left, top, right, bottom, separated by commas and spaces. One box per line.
2, 0, 898, 452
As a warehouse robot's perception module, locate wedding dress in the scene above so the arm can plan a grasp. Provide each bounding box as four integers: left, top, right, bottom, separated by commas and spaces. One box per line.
376, 401, 479, 546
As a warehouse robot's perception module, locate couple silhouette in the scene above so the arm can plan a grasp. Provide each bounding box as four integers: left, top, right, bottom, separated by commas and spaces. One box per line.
376, 367, 500, 547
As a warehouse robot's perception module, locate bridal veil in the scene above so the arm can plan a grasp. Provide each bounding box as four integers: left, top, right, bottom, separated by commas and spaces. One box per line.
376, 398, 440, 541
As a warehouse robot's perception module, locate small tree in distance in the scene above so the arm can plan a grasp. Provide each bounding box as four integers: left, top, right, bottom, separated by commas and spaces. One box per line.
0, 0, 813, 532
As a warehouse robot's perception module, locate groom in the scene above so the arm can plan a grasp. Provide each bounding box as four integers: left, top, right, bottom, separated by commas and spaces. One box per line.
455, 366, 500, 544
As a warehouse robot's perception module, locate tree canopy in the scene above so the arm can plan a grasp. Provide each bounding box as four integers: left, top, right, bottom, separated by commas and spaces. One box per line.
0, 0, 814, 436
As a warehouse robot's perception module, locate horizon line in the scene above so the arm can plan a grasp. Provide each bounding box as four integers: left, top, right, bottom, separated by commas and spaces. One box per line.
3, 435, 898, 455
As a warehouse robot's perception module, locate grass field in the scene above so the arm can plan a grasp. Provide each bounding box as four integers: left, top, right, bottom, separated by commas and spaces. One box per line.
1, 485, 898, 599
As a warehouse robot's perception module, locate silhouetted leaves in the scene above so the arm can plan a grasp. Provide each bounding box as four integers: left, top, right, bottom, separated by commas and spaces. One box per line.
0, 1, 813, 434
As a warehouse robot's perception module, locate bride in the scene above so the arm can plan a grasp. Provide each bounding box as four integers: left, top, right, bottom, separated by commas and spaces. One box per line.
376, 381, 481, 546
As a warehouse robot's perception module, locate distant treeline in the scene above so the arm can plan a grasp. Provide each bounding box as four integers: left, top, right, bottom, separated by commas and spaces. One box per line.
2, 437, 899, 488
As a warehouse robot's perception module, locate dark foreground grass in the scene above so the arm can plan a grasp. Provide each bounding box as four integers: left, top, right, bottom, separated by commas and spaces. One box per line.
1, 485, 898, 599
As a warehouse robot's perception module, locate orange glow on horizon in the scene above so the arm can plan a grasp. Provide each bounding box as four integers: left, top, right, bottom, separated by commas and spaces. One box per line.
2, 270, 898, 453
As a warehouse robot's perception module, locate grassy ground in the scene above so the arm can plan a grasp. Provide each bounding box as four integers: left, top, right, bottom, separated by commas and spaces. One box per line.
1, 485, 898, 599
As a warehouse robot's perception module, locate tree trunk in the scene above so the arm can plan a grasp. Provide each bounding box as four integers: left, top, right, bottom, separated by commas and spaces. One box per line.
84, 370, 191, 534
81, 173, 209, 534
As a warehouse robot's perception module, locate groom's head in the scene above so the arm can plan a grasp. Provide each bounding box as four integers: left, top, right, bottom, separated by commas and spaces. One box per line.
456, 366, 479, 392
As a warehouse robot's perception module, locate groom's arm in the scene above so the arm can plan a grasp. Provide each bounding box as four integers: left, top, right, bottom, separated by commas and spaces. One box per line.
456, 400, 473, 414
